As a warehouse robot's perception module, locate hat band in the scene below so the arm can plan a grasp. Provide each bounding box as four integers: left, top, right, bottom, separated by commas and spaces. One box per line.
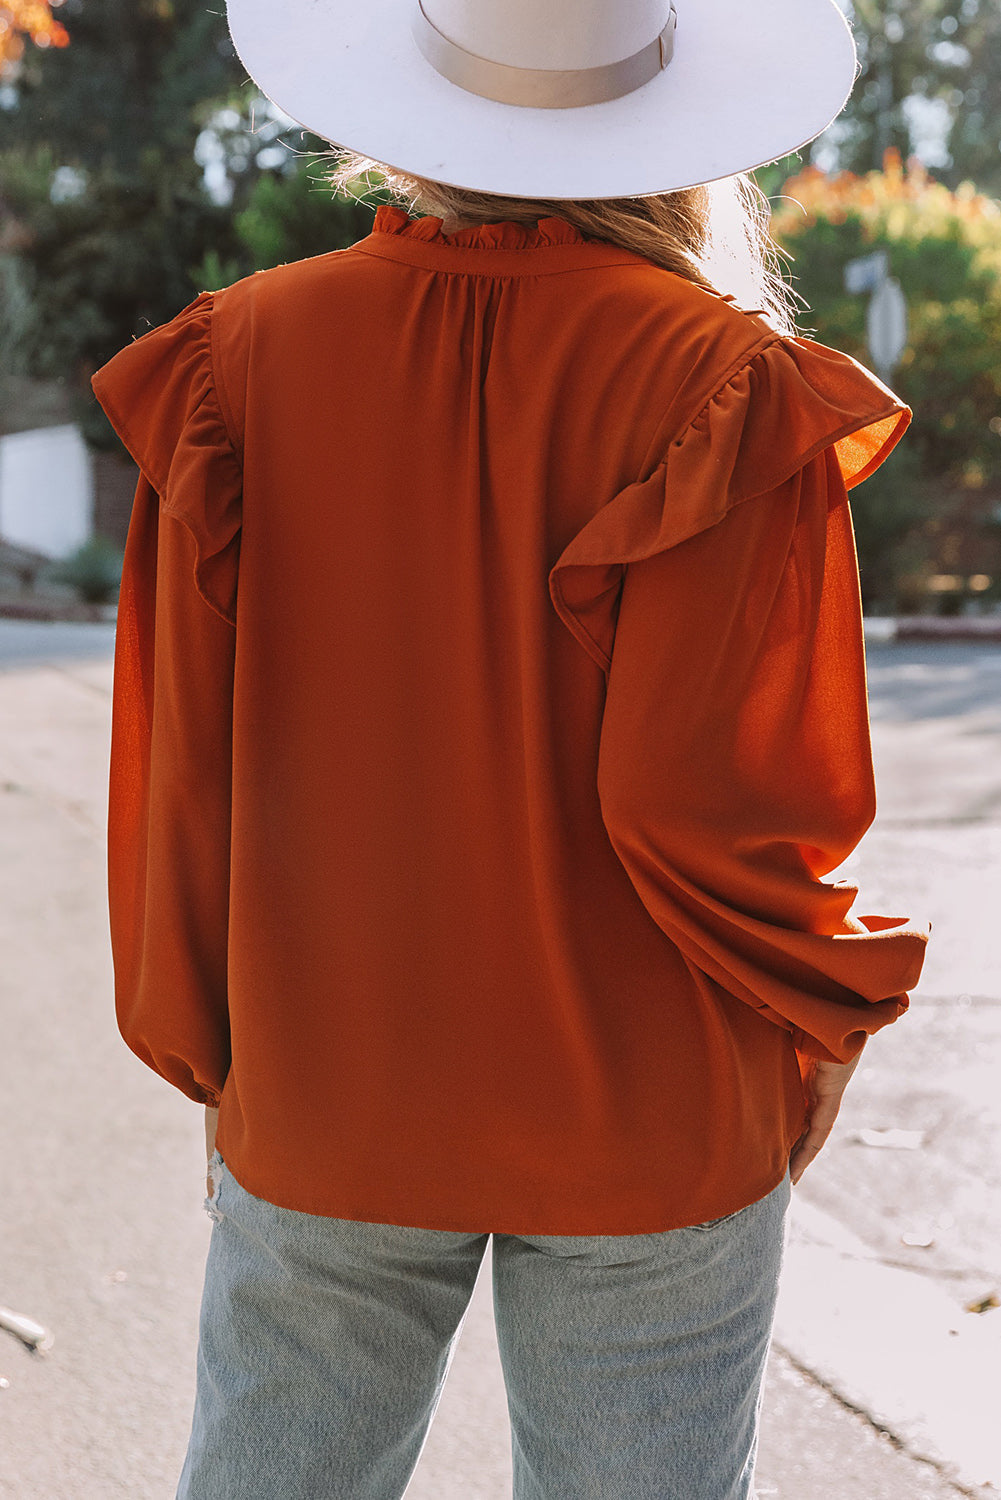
412, 3, 677, 110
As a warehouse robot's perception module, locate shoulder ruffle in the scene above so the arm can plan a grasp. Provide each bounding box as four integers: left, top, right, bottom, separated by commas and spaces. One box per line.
373, 204, 586, 250
92, 293, 242, 625
549, 337, 910, 671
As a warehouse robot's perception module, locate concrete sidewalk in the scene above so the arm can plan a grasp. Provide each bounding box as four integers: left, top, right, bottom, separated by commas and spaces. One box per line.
1, 621, 998, 1499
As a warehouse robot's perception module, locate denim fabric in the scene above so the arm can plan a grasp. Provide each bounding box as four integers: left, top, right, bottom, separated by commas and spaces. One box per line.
177, 1155, 789, 1500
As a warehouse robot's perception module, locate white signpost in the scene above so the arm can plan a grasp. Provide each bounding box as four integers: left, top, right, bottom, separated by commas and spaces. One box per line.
867, 276, 909, 385
844, 251, 888, 295
844, 252, 908, 384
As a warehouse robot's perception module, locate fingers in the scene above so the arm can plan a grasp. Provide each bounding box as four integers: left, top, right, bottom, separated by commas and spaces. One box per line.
789, 1080, 848, 1184
789, 1123, 832, 1184
789, 1048, 866, 1184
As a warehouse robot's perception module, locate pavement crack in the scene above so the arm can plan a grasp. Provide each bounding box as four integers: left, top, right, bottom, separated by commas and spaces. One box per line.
798, 1239, 1001, 1287
872, 1256, 1001, 1285
771, 1344, 990, 1498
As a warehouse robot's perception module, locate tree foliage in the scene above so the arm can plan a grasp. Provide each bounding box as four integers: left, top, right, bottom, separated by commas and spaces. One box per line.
773, 152, 1001, 609
0, 0, 378, 446
2, 0, 239, 170
0, 0, 68, 74
2, 144, 245, 433
231, 158, 375, 277
828, 1, 1001, 196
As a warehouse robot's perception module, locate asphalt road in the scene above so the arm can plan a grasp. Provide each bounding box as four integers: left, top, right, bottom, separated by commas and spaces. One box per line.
0, 623, 998, 1499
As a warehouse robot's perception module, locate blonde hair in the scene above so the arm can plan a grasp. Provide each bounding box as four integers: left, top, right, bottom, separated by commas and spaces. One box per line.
327, 151, 796, 335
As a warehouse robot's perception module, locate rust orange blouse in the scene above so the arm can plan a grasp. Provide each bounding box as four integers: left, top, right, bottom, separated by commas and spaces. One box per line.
92, 205, 929, 1234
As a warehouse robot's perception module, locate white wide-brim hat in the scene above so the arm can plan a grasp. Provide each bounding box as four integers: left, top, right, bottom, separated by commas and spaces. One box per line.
227, 0, 857, 200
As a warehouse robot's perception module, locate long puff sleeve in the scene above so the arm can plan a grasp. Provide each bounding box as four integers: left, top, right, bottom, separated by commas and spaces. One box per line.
93, 295, 241, 1103
549, 337, 929, 1063
596, 447, 927, 1062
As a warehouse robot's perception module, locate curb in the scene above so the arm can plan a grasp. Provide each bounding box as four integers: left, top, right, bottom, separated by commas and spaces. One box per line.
777, 1195, 1001, 1496
865, 616, 1001, 643
0, 600, 118, 624
2, 605, 998, 639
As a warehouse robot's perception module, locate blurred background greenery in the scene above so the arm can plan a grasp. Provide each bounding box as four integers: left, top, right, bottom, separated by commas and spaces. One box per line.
1, 0, 1000, 614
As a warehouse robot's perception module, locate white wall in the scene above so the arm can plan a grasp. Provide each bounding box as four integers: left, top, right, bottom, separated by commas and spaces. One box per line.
0, 425, 93, 558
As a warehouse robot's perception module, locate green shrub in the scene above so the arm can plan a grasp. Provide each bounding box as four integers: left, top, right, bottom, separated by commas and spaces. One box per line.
52, 535, 124, 604
772, 153, 1001, 612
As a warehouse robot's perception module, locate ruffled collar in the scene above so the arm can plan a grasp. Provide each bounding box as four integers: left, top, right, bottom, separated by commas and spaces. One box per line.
373, 204, 587, 250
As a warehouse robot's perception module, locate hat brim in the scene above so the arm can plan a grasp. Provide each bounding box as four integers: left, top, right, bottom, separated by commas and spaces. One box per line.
227, 0, 857, 199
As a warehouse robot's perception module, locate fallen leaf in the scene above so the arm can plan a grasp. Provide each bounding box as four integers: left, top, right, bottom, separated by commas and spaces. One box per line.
964, 1292, 1000, 1315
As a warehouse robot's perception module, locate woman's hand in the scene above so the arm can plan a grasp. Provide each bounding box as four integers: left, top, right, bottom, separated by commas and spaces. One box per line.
205, 1106, 220, 1197
789, 1052, 862, 1185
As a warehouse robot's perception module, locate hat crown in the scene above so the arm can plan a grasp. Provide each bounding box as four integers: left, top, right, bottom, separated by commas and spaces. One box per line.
424, 0, 671, 70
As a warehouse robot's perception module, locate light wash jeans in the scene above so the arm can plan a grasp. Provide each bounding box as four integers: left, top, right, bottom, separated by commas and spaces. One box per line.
177, 1154, 790, 1500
